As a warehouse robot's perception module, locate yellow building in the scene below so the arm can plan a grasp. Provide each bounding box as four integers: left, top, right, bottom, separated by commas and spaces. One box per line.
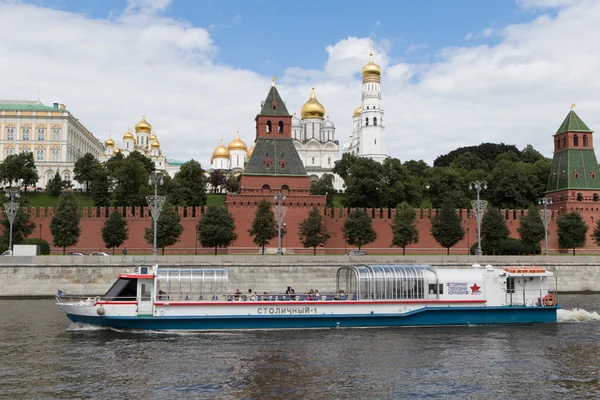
0, 100, 103, 188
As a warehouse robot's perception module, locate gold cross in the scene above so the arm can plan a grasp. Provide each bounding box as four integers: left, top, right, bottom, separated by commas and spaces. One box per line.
571, 103, 576, 110
272, 76, 277, 86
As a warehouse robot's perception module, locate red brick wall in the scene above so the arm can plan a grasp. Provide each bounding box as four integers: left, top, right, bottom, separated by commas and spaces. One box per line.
9, 205, 600, 255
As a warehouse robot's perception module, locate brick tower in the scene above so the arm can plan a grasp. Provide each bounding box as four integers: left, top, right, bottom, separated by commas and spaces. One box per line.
546, 107, 600, 212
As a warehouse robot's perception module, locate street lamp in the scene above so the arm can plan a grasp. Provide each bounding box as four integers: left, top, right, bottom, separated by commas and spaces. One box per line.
4, 188, 20, 253
274, 192, 287, 255
469, 180, 488, 256
146, 172, 165, 256
538, 197, 553, 256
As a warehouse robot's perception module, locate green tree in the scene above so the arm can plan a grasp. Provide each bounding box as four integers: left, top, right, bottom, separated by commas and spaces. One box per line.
172, 160, 208, 206
209, 170, 227, 193
46, 170, 66, 196
518, 206, 546, 247
19, 152, 39, 192
310, 174, 335, 208
390, 202, 419, 255
431, 201, 465, 255
74, 153, 101, 192
198, 205, 238, 254
113, 155, 151, 206
480, 208, 510, 255
591, 219, 600, 248
338, 157, 386, 208
50, 192, 81, 254
342, 209, 377, 250
248, 200, 277, 255
127, 150, 155, 174
0, 197, 35, 251
91, 165, 112, 206
382, 158, 423, 208
102, 210, 129, 254
0, 153, 39, 189
144, 202, 183, 254
299, 207, 330, 255
557, 212, 588, 255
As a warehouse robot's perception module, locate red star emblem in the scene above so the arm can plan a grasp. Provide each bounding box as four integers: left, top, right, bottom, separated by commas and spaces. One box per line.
470, 283, 481, 293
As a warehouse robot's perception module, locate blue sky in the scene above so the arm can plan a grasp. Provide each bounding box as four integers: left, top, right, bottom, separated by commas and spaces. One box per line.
25, 0, 546, 75
1, 0, 595, 165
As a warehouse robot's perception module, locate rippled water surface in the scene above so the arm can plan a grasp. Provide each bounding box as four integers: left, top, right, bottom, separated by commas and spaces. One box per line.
1, 296, 599, 399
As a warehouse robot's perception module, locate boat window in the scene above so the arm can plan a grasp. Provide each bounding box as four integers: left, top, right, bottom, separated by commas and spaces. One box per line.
104, 278, 137, 300
428, 283, 443, 295
506, 277, 515, 294
156, 268, 228, 300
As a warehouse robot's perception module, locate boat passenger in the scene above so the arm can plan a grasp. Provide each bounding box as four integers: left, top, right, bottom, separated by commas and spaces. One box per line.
234, 289, 241, 300
314, 289, 320, 300
158, 290, 168, 300
290, 289, 296, 301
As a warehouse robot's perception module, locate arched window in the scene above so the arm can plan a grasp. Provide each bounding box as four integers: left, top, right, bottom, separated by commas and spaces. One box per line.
281, 184, 289, 193
592, 171, 597, 179
22, 127, 30, 141
556, 138, 560, 149
584, 135, 588, 147
594, 193, 599, 202
261, 184, 270, 194
52, 128, 60, 141
37, 128, 45, 141
373, 117, 377, 126
6, 127, 14, 141
577, 193, 584, 201
574, 171, 580, 179
278, 121, 284, 133
365, 118, 369, 126
562, 137, 566, 148
52, 150, 59, 161
36, 150, 44, 161
63, 172, 71, 182
574, 134, 579, 146
266, 121, 272, 133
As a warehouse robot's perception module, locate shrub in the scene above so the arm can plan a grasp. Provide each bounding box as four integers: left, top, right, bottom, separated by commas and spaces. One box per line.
471, 238, 540, 255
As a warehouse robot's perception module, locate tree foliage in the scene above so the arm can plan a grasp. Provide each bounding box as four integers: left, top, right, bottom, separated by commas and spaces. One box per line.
91, 165, 112, 206
102, 210, 129, 254
0, 196, 35, 250
50, 192, 81, 254
248, 200, 277, 254
434, 143, 521, 170
0, 152, 39, 189
74, 153, 101, 192
298, 207, 330, 254
171, 160, 208, 206
342, 209, 377, 250
144, 201, 184, 254
518, 206, 546, 247
480, 208, 510, 255
113, 154, 153, 206
209, 170, 227, 193
390, 202, 419, 255
46, 170, 67, 196
198, 205, 238, 254
557, 212, 588, 255
310, 174, 335, 208
431, 200, 465, 255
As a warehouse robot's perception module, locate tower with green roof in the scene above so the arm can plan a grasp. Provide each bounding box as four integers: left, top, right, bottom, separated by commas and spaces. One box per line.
546, 108, 600, 208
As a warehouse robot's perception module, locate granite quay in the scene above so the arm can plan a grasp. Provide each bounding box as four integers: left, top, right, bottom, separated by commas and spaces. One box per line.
1, 255, 600, 297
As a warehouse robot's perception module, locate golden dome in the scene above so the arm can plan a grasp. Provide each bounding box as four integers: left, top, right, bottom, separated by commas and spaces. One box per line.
361, 51, 381, 79
247, 145, 254, 159
300, 88, 325, 120
211, 140, 230, 160
148, 133, 157, 142
151, 140, 160, 149
114, 147, 120, 153
135, 116, 152, 133
228, 131, 247, 151
353, 105, 363, 117
123, 130, 134, 140
105, 137, 115, 147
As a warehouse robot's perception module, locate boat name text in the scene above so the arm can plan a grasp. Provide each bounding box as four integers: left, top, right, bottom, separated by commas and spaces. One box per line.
257, 307, 317, 315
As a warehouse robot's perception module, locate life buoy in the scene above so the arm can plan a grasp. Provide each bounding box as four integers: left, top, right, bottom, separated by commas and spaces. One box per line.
543, 294, 556, 307
97, 306, 105, 316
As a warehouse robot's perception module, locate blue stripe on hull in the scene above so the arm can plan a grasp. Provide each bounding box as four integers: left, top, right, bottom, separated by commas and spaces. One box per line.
66, 306, 559, 331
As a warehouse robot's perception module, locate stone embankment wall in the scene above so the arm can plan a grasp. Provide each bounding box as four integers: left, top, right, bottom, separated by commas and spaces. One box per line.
1, 255, 600, 297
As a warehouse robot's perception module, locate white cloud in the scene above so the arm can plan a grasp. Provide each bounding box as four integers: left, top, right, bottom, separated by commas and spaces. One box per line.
1, 0, 600, 167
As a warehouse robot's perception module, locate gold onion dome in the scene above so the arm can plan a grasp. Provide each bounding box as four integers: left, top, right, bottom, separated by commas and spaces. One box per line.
123, 130, 134, 140
300, 88, 325, 120
151, 140, 160, 149
114, 147, 120, 153
353, 105, 363, 117
135, 116, 152, 133
247, 145, 254, 158
105, 137, 115, 147
361, 51, 381, 78
148, 133, 157, 142
212, 140, 230, 160
228, 132, 247, 151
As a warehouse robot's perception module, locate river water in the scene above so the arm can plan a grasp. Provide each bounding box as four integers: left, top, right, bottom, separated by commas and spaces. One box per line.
1, 296, 599, 400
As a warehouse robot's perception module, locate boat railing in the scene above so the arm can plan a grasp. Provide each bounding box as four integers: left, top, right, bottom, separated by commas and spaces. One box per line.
504, 287, 559, 307
155, 292, 363, 302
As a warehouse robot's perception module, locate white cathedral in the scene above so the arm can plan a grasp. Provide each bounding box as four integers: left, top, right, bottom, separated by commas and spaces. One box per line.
343, 50, 387, 163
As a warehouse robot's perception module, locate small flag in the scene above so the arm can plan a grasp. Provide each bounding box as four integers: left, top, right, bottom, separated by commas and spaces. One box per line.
57, 289, 64, 297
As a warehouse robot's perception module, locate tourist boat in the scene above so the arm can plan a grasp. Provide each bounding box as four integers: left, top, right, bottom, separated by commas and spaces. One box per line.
56, 264, 560, 331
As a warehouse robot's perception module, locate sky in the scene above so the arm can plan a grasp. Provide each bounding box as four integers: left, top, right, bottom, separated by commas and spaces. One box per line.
0, 0, 598, 166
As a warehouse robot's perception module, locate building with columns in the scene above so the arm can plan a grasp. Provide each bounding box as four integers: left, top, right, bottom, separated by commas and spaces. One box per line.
0, 100, 104, 188
100, 117, 184, 177
343, 50, 388, 163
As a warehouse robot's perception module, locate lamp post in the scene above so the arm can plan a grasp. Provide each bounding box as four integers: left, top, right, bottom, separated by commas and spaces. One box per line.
146, 172, 165, 256
538, 197, 553, 256
274, 192, 287, 255
469, 180, 488, 256
4, 188, 20, 253
195, 223, 201, 255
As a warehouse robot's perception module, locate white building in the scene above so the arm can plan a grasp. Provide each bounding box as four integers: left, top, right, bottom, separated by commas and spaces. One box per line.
343, 50, 387, 163
100, 117, 184, 178
292, 88, 342, 190
0, 100, 104, 188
